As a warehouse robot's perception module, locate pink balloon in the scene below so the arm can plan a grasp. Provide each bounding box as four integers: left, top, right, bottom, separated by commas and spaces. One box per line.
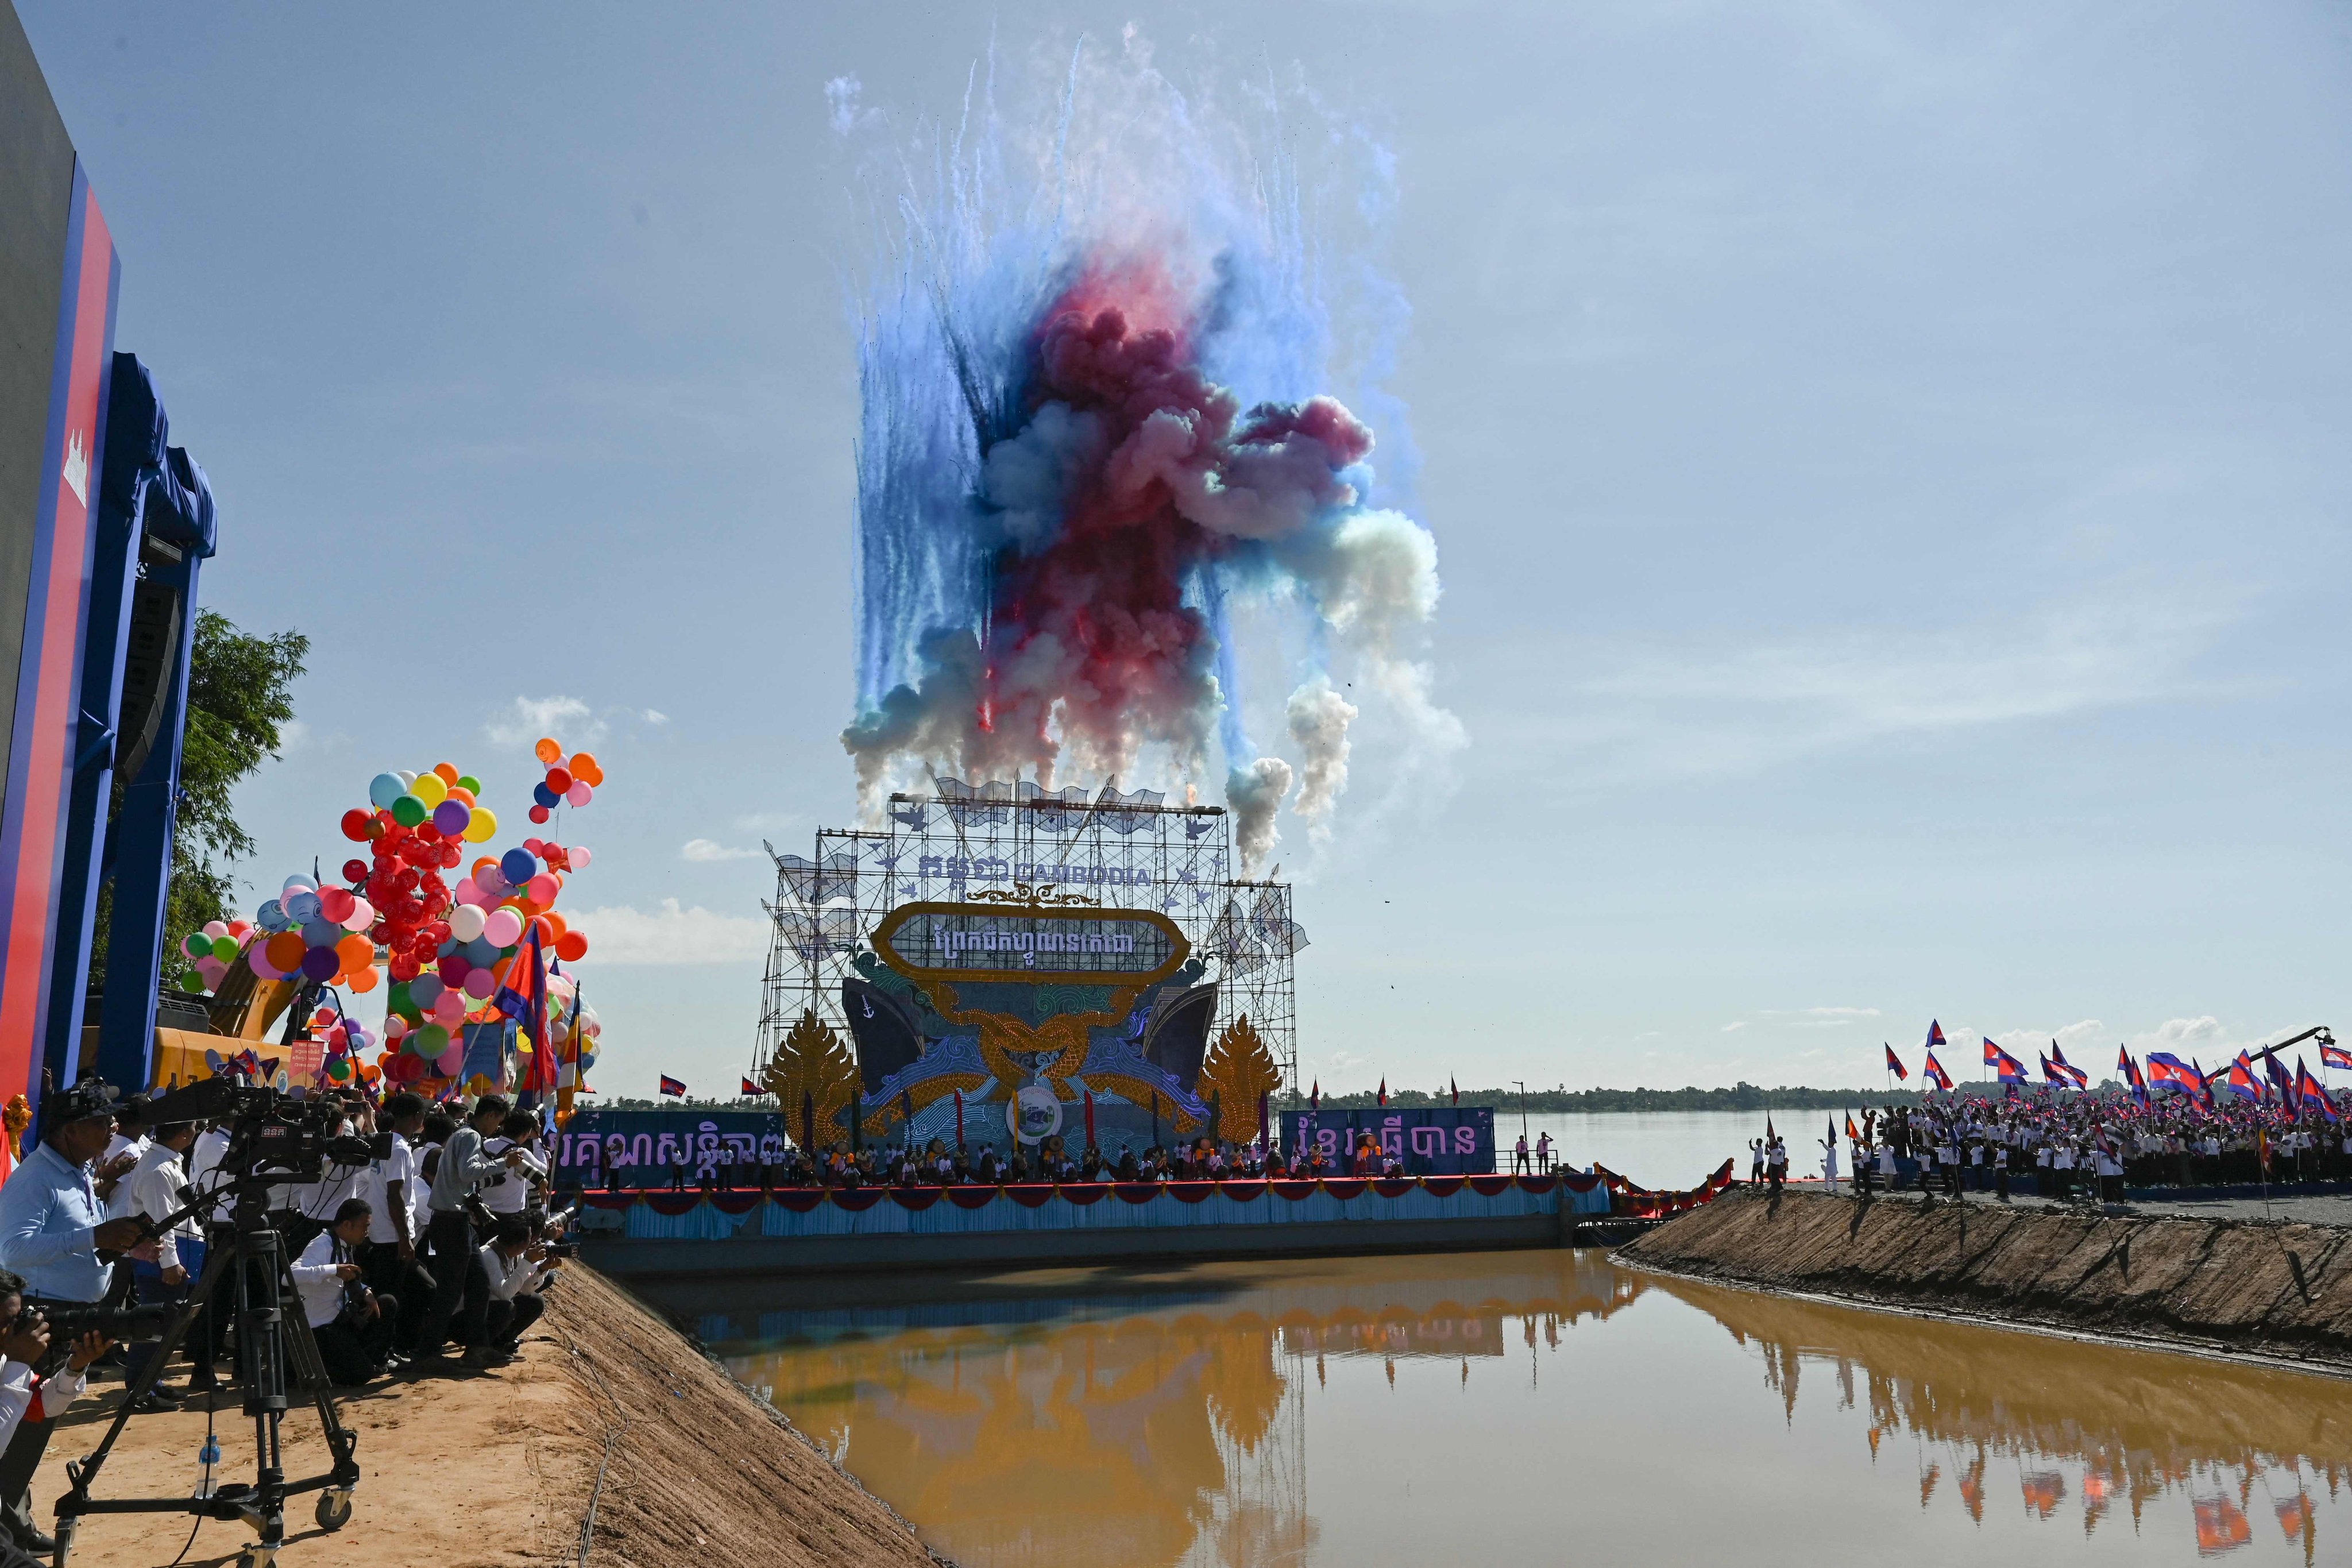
453, 878, 485, 907
431, 991, 466, 1025
462, 968, 497, 999
527, 874, 558, 905
248, 949, 283, 982
483, 908, 524, 947
566, 845, 590, 869
385, 1015, 409, 1038
565, 781, 593, 808
436, 1044, 464, 1076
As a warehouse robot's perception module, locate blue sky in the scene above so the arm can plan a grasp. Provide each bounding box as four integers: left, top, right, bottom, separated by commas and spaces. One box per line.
20, 2, 2352, 1097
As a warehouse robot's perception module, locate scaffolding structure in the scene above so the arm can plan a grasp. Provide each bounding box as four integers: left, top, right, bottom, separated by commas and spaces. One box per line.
754, 778, 1302, 1100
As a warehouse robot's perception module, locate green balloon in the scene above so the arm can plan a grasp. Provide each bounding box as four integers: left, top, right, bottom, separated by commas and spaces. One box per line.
181, 933, 210, 960
456, 774, 483, 794
391, 795, 428, 827
411, 1022, 450, 1058
210, 934, 240, 963
179, 972, 206, 993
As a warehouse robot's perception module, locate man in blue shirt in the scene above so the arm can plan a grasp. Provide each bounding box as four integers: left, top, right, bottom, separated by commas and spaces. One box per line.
0, 1081, 153, 1554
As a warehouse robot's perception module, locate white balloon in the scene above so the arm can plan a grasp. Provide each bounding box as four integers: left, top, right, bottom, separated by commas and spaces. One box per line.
448, 904, 488, 943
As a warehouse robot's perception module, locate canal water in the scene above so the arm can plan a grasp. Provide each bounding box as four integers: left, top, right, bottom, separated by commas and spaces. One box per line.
667, 1249, 2352, 1567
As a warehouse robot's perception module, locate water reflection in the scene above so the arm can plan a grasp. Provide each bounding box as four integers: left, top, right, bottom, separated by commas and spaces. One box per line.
659, 1252, 2351, 1567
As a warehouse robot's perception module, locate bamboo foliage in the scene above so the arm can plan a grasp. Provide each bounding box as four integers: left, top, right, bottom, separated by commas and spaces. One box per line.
1198, 1014, 1281, 1143
762, 1009, 861, 1145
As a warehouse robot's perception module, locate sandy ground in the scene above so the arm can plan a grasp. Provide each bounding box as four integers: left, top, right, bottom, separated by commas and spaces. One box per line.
26, 1267, 943, 1568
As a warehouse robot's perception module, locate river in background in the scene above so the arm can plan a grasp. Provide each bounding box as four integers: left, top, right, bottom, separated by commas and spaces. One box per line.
662, 1250, 2352, 1568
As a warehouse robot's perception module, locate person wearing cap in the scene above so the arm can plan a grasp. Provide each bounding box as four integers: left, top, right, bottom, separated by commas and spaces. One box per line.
0, 1082, 155, 1554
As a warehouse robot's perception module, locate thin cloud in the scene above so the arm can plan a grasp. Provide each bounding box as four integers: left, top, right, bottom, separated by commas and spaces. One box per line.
643, 709, 670, 725
681, 838, 760, 863
567, 899, 766, 964
484, 695, 605, 748
1547, 578, 2247, 789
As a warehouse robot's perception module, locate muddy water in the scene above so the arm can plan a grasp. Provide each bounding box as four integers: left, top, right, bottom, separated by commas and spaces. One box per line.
672, 1251, 2352, 1567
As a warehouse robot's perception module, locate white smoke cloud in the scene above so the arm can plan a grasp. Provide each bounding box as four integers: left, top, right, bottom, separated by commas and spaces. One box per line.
1285, 677, 1357, 829
1225, 758, 1293, 876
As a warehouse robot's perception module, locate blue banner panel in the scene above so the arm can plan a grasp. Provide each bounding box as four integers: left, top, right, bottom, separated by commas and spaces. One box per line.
1283, 1107, 1496, 1175
555, 1110, 789, 1183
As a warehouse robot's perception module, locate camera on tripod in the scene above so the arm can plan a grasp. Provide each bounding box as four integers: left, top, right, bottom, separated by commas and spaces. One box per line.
145, 1075, 391, 1186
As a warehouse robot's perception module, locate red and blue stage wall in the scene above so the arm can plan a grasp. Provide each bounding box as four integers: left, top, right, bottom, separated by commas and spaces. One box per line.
0, 7, 120, 1110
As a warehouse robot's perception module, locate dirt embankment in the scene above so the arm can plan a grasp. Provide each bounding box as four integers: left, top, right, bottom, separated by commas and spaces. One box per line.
1617, 1188, 2352, 1369
34, 1265, 946, 1568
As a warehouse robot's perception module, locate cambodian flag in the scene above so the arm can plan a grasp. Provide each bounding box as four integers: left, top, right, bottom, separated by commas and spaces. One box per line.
1981, 1036, 2002, 1068
2298, 1062, 2340, 1123
2048, 1043, 2087, 1088
1987, 1042, 2027, 1083
2146, 1052, 2195, 1090
2040, 1053, 2067, 1087
2223, 1052, 2263, 1102
1884, 1044, 1909, 1082
2265, 1052, 2296, 1103
1922, 1051, 1952, 1091
1927, 1020, 1947, 1049
2118, 1048, 2148, 1104
2322, 1042, 2352, 1072
740, 1076, 761, 1096
658, 1074, 686, 1098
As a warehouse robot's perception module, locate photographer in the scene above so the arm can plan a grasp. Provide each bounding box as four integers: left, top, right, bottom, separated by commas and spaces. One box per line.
479, 1111, 548, 1231
0, 1081, 153, 1556
0, 1269, 110, 1568
122, 1121, 205, 1408
472, 1217, 559, 1365
364, 1094, 430, 1357
412, 1096, 517, 1364
291, 1199, 397, 1387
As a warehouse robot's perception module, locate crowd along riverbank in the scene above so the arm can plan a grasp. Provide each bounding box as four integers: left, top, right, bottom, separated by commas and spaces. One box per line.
1617, 1187, 2352, 1371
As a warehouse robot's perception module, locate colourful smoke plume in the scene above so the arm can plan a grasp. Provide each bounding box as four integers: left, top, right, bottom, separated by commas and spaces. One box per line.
839, 45, 1458, 868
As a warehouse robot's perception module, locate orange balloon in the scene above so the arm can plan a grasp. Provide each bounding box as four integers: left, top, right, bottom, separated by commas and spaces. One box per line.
433, 762, 459, 786
534, 737, 562, 764
347, 967, 379, 994
264, 931, 306, 972
568, 752, 597, 778
542, 912, 567, 939
335, 932, 373, 965
446, 785, 476, 808
555, 930, 588, 962
530, 915, 557, 945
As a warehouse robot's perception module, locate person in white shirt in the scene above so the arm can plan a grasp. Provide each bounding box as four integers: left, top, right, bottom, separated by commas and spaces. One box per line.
472, 1217, 557, 1363
122, 1122, 206, 1406
478, 1113, 548, 1225
97, 1097, 152, 1222
0, 1268, 107, 1568
289, 1199, 396, 1387
364, 1094, 428, 1357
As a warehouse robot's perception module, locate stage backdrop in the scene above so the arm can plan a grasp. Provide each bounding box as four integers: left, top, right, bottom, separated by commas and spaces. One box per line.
1283, 1107, 1496, 1176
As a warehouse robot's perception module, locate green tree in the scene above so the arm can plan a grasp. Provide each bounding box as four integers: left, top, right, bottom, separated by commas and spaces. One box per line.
91, 609, 307, 991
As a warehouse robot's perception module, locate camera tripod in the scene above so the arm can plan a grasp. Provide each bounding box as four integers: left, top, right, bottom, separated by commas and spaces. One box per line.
49, 1177, 360, 1568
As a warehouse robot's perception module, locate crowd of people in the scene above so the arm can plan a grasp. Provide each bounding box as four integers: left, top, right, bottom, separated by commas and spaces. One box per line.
620, 1128, 1450, 1191
0, 1076, 570, 1562
1803, 1087, 2352, 1204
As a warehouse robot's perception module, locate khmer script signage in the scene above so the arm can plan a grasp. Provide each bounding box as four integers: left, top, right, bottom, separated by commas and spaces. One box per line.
1283, 1107, 1497, 1176
552, 1110, 788, 1182
874, 901, 1188, 986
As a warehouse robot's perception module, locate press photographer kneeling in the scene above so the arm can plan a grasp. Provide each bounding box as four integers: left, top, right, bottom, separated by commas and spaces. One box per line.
0, 1275, 112, 1568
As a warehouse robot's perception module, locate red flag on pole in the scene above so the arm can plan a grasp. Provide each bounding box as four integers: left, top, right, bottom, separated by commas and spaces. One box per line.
1377, 1077, 1388, 1107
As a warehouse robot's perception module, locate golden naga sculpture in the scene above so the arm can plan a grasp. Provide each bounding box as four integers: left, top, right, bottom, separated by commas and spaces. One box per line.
761, 1010, 862, 1145
1196, 1015, 1282, 1144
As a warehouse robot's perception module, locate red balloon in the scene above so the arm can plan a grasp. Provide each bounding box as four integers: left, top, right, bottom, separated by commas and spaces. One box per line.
544, 767, 573, 794
554, 930, 588, 962
528, 805, 550, 824
341, 859, 368, 883
339, 808, 371, 841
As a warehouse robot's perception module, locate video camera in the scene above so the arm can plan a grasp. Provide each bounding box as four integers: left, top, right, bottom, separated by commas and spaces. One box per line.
145, 1076, 391, 1185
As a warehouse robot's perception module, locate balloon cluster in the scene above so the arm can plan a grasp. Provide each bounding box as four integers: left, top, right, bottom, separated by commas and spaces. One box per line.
529, 739, 602, 825
177, 920, 260, 994
308, 999, 380, 1083
248, 874, 380, 991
